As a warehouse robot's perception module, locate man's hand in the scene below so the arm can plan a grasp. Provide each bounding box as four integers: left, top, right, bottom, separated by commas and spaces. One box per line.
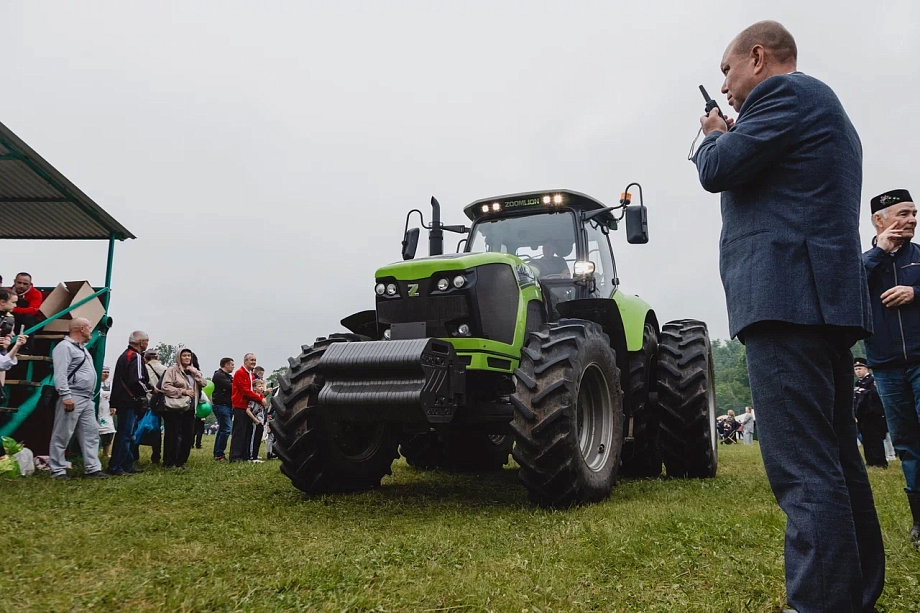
700, 108, 732, 135
877, 223, 905, 252
111, 407, 117, 415
881, 285, 915, 308
63, 398, 75, 412
14, 335, 27, 348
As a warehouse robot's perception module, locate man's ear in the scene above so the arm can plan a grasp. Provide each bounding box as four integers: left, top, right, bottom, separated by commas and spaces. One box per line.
751, 45, 765, 71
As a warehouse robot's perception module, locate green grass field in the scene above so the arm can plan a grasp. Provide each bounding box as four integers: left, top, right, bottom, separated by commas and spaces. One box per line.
1, 444, 917, 612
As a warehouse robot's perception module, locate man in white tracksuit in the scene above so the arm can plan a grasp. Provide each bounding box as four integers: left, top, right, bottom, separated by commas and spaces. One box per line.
49, 318, 108, 480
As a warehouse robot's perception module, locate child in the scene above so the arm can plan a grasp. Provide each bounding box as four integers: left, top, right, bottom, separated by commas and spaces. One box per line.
246, 378, 266, 462
97, 366, 116, 458
0, 289, 18, 401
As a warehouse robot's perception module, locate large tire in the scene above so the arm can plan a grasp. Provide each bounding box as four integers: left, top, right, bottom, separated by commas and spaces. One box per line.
272, 334, 399, 494
657, 320, 718, 479
511, 319, 625, 507
400, 432, 512, 472
620, 323, 663, 478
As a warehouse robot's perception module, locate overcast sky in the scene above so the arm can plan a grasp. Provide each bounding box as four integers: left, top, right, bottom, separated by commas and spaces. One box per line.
2, 1, 918, 373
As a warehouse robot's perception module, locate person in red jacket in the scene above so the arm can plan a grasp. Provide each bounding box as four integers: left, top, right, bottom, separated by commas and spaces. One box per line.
229, 352, 268, 461
12, 273, 42, 351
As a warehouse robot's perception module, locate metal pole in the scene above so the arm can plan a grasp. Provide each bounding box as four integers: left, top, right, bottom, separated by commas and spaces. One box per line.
93, 235, 116, 409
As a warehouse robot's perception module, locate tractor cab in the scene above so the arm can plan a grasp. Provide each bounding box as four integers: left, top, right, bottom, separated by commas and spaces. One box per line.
462, 189, 647, 320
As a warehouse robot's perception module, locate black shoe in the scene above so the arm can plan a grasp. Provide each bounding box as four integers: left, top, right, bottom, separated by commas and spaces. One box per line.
125, 468, 144, 474
84, 471, 110, 479
907, 492, 920, 542
52, 474, 70, 481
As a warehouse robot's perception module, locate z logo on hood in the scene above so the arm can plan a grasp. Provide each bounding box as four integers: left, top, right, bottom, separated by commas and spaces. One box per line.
408, 283, 420, 297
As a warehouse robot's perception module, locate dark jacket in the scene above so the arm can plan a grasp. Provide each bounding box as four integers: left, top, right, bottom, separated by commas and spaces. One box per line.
853, 374, 886, 424
110, 346, 151, 411
693, 73, 871, 340
211, 369, 233, 407
863, 240, 920, 368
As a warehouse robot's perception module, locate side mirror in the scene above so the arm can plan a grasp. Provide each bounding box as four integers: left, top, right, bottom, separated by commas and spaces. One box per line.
625, 205, 648, 244
402, 227, 420, 260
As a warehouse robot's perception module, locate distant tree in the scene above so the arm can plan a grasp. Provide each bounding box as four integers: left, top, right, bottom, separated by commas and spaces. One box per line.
711, 338, 752, 415
154, 342, 183, 366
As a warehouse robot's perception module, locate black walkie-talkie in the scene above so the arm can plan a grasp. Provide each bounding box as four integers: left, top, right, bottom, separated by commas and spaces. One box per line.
699, 85, 726, 122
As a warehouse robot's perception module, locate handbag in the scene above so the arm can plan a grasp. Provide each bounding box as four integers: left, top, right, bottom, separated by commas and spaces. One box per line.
163, 394, 192, 411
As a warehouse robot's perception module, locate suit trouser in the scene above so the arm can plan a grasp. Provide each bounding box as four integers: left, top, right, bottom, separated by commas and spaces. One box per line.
230, 408, 253, 461
49, 395, 101, 476
744, 323, 884, 613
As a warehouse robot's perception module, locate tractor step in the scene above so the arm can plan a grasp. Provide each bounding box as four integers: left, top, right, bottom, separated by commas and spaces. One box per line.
318, 338, 466, 424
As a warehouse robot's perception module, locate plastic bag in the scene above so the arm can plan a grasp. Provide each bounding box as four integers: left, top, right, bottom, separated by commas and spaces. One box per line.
134, 409, 160, 444
2, 436, 23, 456
13, 448, 34, 476
0, 455, 18, 479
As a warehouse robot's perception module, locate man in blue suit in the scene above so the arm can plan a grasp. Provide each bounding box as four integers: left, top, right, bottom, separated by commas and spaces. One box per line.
693, 21, 884, 613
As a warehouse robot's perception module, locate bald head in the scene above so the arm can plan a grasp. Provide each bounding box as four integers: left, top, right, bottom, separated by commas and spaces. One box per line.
68, 318, 92, 342
719, 21, 798, 112
728, 20, 797, 66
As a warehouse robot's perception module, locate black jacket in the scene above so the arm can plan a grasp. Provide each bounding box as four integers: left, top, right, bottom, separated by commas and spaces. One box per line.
863, 240, 920, 368
110, 346, 151, 410
853, 374, 885, 422
211, 369, 233, 407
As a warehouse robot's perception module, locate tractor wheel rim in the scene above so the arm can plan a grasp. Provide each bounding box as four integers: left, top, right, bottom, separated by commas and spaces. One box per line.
333, 421, 385, 461
576, 363, 613, 472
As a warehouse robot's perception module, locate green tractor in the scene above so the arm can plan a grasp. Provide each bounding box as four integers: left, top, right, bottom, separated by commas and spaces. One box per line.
272, 186, 718, 507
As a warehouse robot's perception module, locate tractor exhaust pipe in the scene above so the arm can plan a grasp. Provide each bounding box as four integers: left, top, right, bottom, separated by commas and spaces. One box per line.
429, 196, 443, 256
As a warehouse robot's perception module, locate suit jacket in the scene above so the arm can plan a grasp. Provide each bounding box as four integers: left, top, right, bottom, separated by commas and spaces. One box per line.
693, 73, 871, 340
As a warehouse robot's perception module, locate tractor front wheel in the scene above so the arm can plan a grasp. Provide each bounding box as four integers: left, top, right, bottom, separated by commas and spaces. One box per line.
272, 334, 399, 494
620, 322, 662, 479
511, 319, 624, 507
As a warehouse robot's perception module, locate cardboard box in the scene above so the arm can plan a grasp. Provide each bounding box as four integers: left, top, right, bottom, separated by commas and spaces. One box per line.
37, 281, 106, 333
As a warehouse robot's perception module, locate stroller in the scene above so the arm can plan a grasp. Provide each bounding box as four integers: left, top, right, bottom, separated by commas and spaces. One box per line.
718, 416, 743, 444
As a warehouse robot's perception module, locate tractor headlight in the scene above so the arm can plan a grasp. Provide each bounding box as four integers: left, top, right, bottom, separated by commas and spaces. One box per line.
386, 283, 398, 296
573, 261, 596, 276
375, 283, 386, 296
436, 278, 450, 291
452, 275, 465, 288
457, 323, 471, 337
383, 328, 392, 340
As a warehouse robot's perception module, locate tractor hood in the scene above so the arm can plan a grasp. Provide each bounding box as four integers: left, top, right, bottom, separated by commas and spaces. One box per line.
375, 252, 530, 281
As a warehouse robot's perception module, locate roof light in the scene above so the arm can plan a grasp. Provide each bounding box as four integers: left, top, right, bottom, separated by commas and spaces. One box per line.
543, 195, 551, 204
481, 204, 489, 213
553, 193, 563, 205
620, 192, 632, 205
491, 202, 501, 211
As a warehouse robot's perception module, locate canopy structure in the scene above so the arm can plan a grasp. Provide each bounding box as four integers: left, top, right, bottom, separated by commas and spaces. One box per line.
0, 119, 134, 241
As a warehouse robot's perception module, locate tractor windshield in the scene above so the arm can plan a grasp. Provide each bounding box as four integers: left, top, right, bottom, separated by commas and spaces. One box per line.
467, 211, 578, 279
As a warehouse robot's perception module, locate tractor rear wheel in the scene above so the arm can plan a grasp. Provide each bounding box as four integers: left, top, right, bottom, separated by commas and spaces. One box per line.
511, 319, 624, 507
272, 334, 399, 494
620, 323, 662, 478
657, 320, 718, 479
399, 433, 445, 470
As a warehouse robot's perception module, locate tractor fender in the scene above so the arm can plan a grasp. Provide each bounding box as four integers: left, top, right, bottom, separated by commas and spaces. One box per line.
611, 291, 659, 351
340, 310, 379, 339
556, 299, 630, 381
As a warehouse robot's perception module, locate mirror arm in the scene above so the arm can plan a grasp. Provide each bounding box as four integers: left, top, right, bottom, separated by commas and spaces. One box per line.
403, 209, 427, 238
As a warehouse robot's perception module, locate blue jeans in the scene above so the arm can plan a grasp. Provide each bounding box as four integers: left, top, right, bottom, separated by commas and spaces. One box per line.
869, 366, 920, 493
212, 404, 233, 458
744, 323, 884, 613
109, 408, 138, 473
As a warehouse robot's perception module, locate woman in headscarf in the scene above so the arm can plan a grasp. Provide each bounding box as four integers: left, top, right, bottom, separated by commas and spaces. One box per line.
160, 348, 207, 469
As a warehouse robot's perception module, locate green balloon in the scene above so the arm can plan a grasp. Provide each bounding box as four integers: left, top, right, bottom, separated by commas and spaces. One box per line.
196, 400, 212, 419
203, 379, 215, 399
